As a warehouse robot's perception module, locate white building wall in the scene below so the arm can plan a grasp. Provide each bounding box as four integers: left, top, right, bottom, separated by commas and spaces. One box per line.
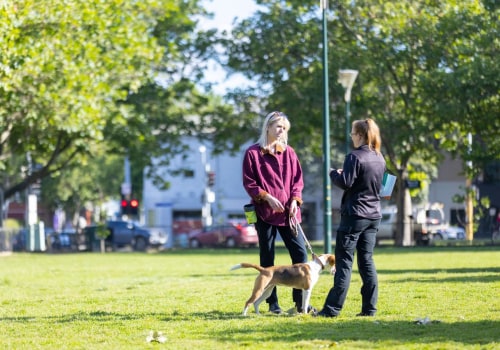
143, 138, 255, 246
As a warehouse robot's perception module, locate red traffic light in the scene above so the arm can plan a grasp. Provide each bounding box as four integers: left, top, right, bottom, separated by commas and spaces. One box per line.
121, 199, 139, 215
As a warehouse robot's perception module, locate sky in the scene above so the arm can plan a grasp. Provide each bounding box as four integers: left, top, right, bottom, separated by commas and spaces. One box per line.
200, 0, 260, 32
198, 0, 261, 94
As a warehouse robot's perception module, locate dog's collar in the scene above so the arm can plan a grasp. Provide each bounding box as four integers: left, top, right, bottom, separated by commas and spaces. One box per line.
312, 253, 325, 270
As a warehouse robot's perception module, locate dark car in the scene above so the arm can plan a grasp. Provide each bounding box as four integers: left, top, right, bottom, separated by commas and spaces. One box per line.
84, 221, 167, 252
188, 222, 258, 248
49, 229, 80, 251
12, 229, 28, 252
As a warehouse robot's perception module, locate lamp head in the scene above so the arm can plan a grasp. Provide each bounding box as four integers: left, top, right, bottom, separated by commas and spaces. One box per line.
338, 69, 359, 102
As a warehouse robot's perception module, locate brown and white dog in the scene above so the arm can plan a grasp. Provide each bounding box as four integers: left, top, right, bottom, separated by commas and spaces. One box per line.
231, 254, 336, 316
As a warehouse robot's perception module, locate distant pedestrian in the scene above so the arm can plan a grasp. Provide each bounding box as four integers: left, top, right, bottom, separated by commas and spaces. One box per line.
242, 111, 311, 314
317, 118, 386, 318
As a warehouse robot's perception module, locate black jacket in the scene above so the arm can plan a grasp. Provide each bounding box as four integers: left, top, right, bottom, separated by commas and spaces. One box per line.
330, 145, 386, 219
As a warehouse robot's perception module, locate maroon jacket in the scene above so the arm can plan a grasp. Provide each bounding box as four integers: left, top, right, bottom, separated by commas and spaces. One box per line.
242, 143, 303, 226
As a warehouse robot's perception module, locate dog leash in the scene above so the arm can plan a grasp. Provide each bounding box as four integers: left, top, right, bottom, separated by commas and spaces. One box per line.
290, 214, 316, 258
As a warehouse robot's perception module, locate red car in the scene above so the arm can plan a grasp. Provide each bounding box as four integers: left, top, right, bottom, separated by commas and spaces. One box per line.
188, 222, 258, 248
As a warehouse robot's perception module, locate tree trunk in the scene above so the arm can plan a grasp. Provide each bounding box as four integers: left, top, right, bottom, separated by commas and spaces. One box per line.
395, 168, 414, 246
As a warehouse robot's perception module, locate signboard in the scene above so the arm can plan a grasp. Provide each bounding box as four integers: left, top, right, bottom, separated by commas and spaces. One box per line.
405, 180, 421, 189
121, 183, 131, 196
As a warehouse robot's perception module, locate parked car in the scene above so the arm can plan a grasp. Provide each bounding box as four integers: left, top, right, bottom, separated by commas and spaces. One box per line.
12, 228, 28, 252
434, 226, 465, 240
48, 228, 78, 251
413, 203, 449, 245
188, 222, 258, 248
378, 203, 459, 245
377, 207, 397, 244
84, 221, 167, 251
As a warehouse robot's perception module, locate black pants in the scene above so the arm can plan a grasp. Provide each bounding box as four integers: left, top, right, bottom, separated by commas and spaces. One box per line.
255, 218, 308, 307
322, 215, 379, 316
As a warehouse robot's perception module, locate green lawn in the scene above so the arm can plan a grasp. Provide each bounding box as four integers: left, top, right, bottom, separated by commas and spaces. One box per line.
0, 245, 499, 349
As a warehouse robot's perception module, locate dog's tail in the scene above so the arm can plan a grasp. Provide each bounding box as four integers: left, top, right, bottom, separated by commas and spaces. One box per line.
230, 263, 243, 271
230, 262, 265, 272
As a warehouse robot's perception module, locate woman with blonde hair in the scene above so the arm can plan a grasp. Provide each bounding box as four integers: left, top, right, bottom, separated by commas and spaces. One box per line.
242, 111, 310, 314
317, 118, 386, 318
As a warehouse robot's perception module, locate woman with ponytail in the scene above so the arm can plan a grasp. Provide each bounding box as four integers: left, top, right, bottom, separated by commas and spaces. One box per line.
317, 118, 386, 318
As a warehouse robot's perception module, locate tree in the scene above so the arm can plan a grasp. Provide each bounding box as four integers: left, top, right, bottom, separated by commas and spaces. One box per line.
0, 0, 169, 207
220, 0, 498, 245
40, 149, 124, 227
0, 0, 222, 225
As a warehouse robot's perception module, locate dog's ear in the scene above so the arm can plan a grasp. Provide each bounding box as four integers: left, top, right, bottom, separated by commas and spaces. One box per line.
328, 255, 336, 275
328, 255, 336, 266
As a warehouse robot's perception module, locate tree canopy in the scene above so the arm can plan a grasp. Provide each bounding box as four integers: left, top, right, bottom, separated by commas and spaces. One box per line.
0, 0, 227, 220
219, 0, 499, 243
1, 0, 498, 235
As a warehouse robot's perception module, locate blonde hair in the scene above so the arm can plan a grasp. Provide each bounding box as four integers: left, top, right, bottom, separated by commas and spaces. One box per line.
257, 111, 290, 148
352, 118, 381, 154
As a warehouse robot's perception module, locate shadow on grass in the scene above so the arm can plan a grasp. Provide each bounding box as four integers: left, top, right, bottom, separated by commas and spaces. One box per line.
1, 310, 497, 346
0, 310, 149, 323
161, 244, 500, 256
193, 266, 500, 284
379, 267, 500, 284
209, 316, 500, 346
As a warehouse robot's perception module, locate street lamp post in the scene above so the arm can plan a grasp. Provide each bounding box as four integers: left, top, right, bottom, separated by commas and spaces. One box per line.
199, 145, 212, 227
465, 132, 473, 242
338, 69, 358, 155
321, 0, 331, 254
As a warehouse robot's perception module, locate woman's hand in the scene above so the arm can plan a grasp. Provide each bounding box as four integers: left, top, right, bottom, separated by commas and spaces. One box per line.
265, 194, 285, 213
289, 200, 298, 217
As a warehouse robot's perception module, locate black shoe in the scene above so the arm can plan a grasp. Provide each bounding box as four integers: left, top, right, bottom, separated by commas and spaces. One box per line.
356, 312, 375, 317
315, 310, 337, 318
269, 302, 282, 314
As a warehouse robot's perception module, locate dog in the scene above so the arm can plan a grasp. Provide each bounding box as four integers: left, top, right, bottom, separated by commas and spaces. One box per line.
230, 253, 335, 316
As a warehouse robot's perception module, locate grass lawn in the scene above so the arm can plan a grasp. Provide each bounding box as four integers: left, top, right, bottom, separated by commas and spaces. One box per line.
0, 245, 499, 349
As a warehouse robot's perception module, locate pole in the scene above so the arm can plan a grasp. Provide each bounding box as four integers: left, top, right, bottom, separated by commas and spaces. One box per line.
345, 101, 350, 155
465, 132, 473, 242
123, 156, 132, 200
321, 0, 332, 253
199, 146, 212, 227
465, 178, 474, 242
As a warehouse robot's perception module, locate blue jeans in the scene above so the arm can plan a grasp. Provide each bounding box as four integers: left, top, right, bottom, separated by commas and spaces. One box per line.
321, 215, 379, 316
255, 218, 308, 307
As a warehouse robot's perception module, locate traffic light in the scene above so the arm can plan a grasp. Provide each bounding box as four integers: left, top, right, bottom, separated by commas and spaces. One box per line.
207, 171, 215, 187
121, 199, 129, 214
121, 199, 140, 215
129, 199, 139, 215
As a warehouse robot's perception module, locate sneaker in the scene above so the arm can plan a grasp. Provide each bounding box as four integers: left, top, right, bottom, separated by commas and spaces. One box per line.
356, 312, 375, 317
315, 309, 338, 318
269, 302, 282, 314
